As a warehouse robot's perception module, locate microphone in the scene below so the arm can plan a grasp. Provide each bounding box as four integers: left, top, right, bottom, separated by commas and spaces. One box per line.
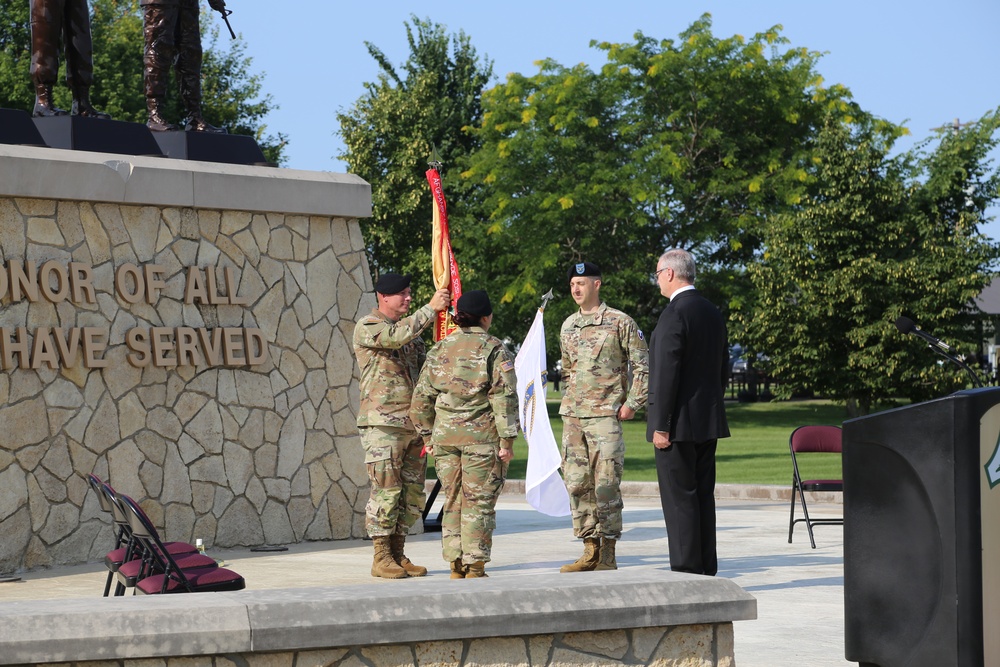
894, 316, 952, 352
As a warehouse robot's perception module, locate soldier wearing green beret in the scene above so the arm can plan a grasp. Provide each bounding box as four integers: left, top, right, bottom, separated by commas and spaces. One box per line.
354, 273, 450, 579
410, 290, 518, 579
559, 261, 649, 572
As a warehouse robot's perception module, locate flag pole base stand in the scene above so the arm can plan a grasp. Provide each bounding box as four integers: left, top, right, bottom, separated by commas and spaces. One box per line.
422, 478, 444, 533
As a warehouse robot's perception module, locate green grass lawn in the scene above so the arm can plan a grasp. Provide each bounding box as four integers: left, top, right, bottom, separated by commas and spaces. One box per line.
429, 397, 851, 485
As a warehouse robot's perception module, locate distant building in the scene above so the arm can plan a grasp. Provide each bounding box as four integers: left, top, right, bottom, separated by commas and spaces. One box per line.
975, 277, 1000, 377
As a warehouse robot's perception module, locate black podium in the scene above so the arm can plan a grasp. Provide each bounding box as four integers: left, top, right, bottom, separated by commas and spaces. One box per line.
843, 388, 1000, 667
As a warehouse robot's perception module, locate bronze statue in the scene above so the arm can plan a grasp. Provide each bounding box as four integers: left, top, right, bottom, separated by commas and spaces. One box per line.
29, 0, 111, 119
141, 0, 227, 133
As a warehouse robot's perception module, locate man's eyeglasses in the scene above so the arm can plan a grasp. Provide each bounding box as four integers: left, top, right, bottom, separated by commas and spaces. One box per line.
653, 267, 669, 280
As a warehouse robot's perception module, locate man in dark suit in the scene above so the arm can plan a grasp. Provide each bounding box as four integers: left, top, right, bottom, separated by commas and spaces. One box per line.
646, 249, 730, 576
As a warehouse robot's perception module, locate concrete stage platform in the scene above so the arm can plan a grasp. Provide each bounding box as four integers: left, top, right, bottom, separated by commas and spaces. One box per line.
1, 490, 849, 667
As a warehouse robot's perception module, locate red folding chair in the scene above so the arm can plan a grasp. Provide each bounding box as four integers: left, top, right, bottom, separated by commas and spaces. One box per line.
788, 425, 844, 549
96, 482, 204, 595
118, 494, 246, 594
106, 487, 216, 593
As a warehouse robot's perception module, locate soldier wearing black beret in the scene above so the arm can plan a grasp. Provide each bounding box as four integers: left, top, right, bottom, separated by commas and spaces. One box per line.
410, 288, 517, 578
558, 260, 649, 573
353, 272, 450, 579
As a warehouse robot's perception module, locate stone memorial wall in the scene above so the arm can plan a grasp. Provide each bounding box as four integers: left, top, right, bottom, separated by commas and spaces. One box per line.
0, 145, 374, 572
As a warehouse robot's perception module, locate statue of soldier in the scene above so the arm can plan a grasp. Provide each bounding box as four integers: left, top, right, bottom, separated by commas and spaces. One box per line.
141, 0, 226, 133
29, 0, 111, 118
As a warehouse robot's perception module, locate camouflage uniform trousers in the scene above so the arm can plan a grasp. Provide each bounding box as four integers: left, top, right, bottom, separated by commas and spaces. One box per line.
435, 442, 507, 564
360, 426, 427, 538
561, 415, 624, 539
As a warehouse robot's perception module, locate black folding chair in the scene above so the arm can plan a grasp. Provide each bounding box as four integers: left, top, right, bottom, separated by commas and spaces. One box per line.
788, 425, 844, 549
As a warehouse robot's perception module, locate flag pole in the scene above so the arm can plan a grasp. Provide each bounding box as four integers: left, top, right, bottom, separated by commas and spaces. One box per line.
514, 288, 572, 517
427, 147, 461, 340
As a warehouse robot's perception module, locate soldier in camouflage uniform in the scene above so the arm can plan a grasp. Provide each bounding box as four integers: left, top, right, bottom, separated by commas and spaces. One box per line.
559, 261, 648, 572
410, 290, 518, 579
354, 273, 450, 579
29, 0, 110, 118
140, 0, 227, 132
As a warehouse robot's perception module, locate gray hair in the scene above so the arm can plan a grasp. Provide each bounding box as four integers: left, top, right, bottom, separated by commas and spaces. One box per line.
659, 249, 696, 283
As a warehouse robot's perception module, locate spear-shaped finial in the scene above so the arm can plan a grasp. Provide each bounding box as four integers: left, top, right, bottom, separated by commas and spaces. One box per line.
540, 288, 555, 312
428, 145, 443, 171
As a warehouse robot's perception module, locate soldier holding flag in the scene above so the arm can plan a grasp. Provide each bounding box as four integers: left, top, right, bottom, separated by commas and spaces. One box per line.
353, 273, 450, 579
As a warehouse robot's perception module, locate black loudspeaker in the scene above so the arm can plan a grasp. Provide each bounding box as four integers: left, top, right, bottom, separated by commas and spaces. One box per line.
32, 116, 162, 157
0, 108, 47, 146
843, 388, 1000, 667
153, 131, 270, 166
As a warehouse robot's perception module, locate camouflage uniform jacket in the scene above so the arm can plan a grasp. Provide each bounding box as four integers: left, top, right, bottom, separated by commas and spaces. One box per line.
353, 305, 435, 429
410, 327, 519, 446
559, 302, 649, 418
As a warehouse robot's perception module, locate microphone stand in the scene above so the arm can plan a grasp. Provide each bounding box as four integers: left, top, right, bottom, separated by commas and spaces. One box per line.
922, 343, 986, 388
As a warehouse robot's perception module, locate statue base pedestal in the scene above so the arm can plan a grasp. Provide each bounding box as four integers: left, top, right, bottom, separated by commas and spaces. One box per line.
0, 109, 47, 147
153, 130, 270, 166
32, 116, 163, 157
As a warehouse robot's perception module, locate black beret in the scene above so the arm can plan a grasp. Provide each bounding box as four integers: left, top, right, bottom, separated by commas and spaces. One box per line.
374, 273, 411, 295
456, 290, 493, 317
568, 261, 601, 279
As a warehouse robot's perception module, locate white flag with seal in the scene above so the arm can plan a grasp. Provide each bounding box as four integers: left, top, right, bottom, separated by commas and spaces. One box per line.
515, 308, 571, 517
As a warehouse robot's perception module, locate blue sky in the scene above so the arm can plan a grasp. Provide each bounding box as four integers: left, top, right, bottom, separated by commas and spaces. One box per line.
230, 0, 1000, 235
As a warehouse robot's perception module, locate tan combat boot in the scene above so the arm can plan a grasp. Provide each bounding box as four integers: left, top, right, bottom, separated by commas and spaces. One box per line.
450, 559, 467, 579
560, 537, 600, 573
465, 561, 488, 578
390, 534, 427, 577
371, 536, 407, 579
594, 538, 618, 570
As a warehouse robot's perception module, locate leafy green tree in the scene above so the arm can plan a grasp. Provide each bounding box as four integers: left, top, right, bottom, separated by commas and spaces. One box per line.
736, 111, 1000, 415
462, 15, 858, 343
0, 0, 285, 164
337, 15, 493, 293
458, 59, 638, 345
0, 2, 31, 110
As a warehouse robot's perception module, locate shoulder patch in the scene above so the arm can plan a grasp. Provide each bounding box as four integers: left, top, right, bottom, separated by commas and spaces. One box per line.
638, 330, 644, 341
500, 360, 515, 373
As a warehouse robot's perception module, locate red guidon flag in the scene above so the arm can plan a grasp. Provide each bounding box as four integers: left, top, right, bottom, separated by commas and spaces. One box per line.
428, 167, 462, 340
